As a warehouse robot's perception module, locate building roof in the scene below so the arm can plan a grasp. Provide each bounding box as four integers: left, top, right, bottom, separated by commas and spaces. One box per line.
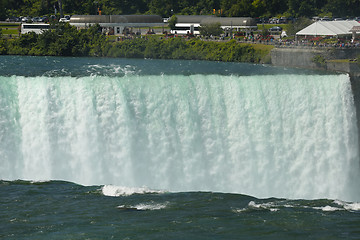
175, 15, 214, 24
350, 25, 360, 32
70, 15, 163, 24
200, 17, 256, 27
175, 15, 256, 28
296, 20, 360, 36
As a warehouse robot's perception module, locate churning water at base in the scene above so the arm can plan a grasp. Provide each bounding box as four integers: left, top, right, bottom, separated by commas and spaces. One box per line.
0, 56, 359, 202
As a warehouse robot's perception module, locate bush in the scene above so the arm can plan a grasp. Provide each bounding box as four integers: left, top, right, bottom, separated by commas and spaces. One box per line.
287, 17, 312, 36
312, 54, 326, 67
168, 15, 177, 30
0, 39, 7, 54
199, 22, 223, 37
4, 23, 109, 57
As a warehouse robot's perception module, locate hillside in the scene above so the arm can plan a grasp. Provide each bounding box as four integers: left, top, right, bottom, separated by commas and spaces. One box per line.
1, 0, 359, 20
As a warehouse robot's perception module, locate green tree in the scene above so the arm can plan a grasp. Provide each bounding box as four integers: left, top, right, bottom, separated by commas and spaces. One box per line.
286, 17, 311, 36
199, 22, 223, 36
261, 27, 269, 37
298, 0, 315, 17
251, 0, 266, 17
324, 0, 356, 18
266, 0, 287, 17
168, 15, 177, 30
2, 0, 360, 21
147, 0, 173, 16
0, 28, 7, 55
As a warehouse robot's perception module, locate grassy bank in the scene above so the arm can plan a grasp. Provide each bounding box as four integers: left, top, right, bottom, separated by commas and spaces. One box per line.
0, 23, 20, 37
0, 23, 21, 27
2, 29, 18, 35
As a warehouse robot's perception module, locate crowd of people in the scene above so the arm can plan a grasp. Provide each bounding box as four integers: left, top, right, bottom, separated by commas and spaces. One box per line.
234, 33, 360, 49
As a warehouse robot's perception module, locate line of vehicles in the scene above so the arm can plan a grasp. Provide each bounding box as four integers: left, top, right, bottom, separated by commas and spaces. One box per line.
5, 15, 70, 23
259, 16, 360, 24
9, 15, 360, 25
311, 16, 360, 22
16, 15, 70, 34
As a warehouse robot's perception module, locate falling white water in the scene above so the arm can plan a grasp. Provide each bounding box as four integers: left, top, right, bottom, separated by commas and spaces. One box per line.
0, 74, 359, 201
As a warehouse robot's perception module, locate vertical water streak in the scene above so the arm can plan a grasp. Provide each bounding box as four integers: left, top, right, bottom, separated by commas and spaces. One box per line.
0, 76, 21, 179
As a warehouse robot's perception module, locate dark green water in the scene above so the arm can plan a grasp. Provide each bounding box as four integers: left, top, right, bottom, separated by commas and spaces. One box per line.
1, 55, 360, 239
1, 180, 360, 240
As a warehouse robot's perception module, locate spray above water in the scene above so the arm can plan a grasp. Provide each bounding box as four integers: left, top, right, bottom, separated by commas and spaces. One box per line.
0, 71, 359, 201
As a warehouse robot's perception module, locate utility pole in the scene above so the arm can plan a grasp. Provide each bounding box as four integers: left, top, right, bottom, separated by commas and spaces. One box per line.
58, 0, 63, 18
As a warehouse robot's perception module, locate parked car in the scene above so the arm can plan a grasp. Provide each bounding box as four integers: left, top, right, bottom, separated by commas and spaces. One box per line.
59, 18, 70, 22
270, 18, 279, 24
260, 17, 269, 23
320, 16, 331, 21
5, 17, 19, 22
32, 17, 41, 22
269, 26, 282, 32
279, 17, 288, 24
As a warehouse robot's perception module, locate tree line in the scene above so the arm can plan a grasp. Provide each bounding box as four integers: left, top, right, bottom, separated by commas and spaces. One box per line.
0, 23, 272, 63
1, 0, 359, 20
1, 23, 107, 56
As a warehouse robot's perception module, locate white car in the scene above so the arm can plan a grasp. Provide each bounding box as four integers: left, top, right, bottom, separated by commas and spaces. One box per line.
59, 18, 70, 22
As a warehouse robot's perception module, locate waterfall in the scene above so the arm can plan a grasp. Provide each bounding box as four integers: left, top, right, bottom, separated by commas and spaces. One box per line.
0, 74, 359, 201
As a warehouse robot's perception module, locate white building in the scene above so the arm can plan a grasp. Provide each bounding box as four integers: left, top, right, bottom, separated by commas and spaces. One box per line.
70, 15, 164, 35
296, 20, 360, 38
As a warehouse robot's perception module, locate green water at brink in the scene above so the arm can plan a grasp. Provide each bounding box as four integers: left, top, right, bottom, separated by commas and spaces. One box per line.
0, 56, 360, 239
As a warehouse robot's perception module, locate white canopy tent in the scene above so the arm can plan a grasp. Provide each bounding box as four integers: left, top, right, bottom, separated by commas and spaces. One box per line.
296, 20, 360, 37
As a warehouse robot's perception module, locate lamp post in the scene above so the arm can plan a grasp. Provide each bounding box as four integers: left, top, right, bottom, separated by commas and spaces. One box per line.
94, 1, 99, 15
58, 0, 63, 18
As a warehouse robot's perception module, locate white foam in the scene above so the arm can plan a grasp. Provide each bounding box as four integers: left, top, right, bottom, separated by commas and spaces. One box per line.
248, 200, 265, 209
86, 64, 136, 75
234, 201, 279, 212
235, 200, 360, 213
101, 185, 164, 197
30, 180, 51, 184
117, 201, 169, 211
334, 200, 360, 211
134, 202, 169, 210
313, 205, 343, 212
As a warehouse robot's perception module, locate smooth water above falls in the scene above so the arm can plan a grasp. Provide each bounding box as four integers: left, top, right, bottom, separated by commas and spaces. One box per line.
0, 56, 359, 201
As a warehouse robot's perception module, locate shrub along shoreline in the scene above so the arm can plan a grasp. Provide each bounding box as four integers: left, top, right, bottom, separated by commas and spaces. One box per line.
0, 24, 273, 64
